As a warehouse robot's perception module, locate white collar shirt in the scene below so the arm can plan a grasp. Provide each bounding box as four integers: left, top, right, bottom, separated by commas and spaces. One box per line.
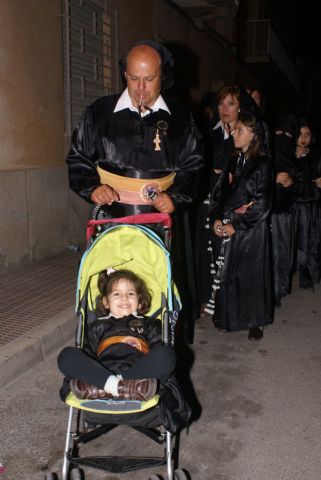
113, 88, 171, 117
213, 120, 230, 140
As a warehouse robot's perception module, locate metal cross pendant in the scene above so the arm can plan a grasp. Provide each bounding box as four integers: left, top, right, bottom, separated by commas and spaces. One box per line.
153, 129, 161, 151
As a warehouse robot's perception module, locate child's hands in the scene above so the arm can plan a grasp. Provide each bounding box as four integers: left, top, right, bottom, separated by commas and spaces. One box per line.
221, 223, 235, 238
276, 172, 294, 188
213, 220, 223, 237
295, 146, 309, 158
214, 220, 235, 237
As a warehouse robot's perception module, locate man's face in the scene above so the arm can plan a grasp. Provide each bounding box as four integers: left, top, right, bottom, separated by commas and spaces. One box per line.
125, 46, 162, 109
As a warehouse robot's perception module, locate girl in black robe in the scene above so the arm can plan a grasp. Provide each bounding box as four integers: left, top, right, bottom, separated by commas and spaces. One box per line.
209, 112, 273, 339
292, 120, 321, 289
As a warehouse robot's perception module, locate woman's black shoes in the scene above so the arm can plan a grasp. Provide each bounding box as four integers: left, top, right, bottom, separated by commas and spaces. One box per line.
248, 326, 264, 340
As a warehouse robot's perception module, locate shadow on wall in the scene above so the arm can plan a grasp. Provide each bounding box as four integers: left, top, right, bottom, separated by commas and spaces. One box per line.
164, 41, 200, 110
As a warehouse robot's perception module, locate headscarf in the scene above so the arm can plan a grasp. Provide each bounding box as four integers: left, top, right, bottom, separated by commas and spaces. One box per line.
273, 114, 298, 172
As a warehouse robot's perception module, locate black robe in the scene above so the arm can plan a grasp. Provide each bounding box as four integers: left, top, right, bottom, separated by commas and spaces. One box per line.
195, 126, 234, 306
85, 314, 162, 374
60, 314, 191, 433
209, 154, 274, 331
66, 94, 203, 215
292, 148, 321, 288
66, 94, 204, 342
86, 315, 192, 432
270, 132, 298, 305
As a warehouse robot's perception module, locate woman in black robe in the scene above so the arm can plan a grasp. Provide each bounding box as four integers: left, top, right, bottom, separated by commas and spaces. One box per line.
197, 86, 269, 315
292, 119, 321, 289
196, 86, 241, 314
208, 111, 273, 339
270, 115, 298, 306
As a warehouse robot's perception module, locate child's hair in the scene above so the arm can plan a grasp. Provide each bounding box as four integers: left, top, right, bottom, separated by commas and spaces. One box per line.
96, 269, 152, 316
236, 111, 263, 158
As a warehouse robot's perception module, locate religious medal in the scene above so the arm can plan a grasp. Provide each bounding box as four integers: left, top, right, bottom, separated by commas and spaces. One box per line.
157, 120, 169, 135
153, 121, 168, 151
141, 182, 160, 202
153, 129, 161, 151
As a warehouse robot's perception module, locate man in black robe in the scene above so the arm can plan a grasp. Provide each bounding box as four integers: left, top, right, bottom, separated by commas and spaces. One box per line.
66, 40, 203, 341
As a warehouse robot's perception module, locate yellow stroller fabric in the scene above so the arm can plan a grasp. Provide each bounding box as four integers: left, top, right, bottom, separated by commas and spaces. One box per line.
75, 224, 181, 348
59, 221, 188, 480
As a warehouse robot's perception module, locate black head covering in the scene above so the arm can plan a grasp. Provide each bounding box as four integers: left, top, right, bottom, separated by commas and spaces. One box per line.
273, 114, 298, 172
275, 114, 298, 138
119, 40, 175, 91
298, 117, 310, 128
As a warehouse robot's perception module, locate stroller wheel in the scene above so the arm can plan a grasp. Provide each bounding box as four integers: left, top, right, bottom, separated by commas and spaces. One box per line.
44, 474, 58, 480
69, 468, 84, 480
174, 469, 189, 479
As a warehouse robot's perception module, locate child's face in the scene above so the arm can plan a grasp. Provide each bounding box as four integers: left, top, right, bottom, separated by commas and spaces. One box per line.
102, 278, 140, 318
297, 126, 311, 148
232, 120, 254, 152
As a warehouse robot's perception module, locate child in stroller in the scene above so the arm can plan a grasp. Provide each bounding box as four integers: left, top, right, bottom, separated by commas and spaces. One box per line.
58, 269, 176, 402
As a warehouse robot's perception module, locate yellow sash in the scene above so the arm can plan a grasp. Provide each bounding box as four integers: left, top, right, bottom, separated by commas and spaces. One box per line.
97, 166, 175, 205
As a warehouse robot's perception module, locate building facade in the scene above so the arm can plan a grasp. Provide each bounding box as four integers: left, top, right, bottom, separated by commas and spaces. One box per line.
0, 0, 302, 270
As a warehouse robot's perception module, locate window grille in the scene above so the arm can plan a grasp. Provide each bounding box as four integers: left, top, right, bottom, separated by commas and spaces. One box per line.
62, 0, 119, 134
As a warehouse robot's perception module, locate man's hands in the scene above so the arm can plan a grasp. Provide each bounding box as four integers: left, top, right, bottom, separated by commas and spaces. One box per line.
152, 192, 175, 213
90, 185, 119, 205
90, 186, 175, 213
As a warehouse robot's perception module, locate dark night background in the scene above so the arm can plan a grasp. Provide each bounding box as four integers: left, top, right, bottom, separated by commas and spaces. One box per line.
293, 1, 321, 140
294, 1, 320, 68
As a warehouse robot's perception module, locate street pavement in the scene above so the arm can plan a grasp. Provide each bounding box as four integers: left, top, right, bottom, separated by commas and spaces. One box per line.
1, 274, 321, 480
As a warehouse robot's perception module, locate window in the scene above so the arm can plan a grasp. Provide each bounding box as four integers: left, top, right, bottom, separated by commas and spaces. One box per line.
62, 0, 120, 133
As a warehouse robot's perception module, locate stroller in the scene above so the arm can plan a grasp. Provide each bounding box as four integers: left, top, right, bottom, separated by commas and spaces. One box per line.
48, 213, 190, 480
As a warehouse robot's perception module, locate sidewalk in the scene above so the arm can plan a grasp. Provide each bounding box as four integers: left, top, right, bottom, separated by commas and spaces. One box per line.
0, 250, 82, 387
1, 271, 321, 479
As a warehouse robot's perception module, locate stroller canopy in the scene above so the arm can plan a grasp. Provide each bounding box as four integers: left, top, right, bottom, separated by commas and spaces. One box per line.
76, 224, 180, 317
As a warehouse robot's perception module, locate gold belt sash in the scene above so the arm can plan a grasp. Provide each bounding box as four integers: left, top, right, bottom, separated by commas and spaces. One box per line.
97, 166, 175, 205
97, 335, 150, 356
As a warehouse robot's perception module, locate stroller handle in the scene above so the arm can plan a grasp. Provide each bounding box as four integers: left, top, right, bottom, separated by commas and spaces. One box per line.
86, 213, 172, 243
